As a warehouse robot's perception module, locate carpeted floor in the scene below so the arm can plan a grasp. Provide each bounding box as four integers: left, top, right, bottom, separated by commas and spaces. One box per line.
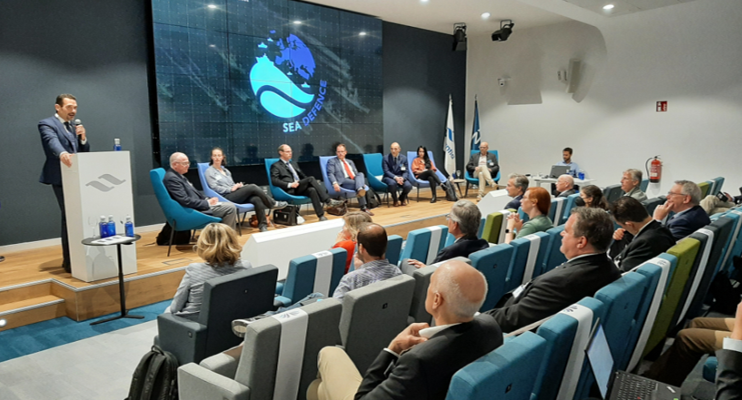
0, 299, 170, 363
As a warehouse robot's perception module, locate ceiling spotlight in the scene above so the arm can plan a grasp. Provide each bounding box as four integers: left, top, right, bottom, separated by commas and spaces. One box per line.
207, 4, 217, 9
491, 20, 515, 42
452, 23, 467, 52
481, 12, 491, 19
603, 4, 615, 10
420, 0, 429, 3
293, 20, 302, 25
359, 31, 367, 36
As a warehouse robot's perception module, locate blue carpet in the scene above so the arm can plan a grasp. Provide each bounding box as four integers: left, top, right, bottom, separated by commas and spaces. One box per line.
0, 299, 170, 363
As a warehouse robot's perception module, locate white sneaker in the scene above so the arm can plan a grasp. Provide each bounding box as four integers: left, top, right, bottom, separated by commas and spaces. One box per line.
297, 215, 305, 225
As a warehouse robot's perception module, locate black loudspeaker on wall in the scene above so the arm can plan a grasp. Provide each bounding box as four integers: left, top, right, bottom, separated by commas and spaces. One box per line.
567, 59, 582, 94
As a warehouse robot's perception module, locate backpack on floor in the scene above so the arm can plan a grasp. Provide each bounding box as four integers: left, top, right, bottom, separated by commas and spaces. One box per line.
442, 181, 459, 202
126, 345, 179, 400
366, 186, 382, 209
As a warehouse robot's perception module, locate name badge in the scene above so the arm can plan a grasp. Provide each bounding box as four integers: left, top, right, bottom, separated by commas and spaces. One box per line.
488, 160, 494, 166
400, 165, 406, 171
512, 283, 528, 299
214, 174, 222, 180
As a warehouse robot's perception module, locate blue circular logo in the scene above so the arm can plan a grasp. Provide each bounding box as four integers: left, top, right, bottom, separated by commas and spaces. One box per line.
250, 32, 317, 119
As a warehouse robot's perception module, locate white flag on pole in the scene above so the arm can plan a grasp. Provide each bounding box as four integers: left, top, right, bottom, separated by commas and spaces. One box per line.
444, 96, 456, 178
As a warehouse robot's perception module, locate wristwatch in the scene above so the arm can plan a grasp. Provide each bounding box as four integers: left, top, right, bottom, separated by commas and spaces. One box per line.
505, 229, 510, 234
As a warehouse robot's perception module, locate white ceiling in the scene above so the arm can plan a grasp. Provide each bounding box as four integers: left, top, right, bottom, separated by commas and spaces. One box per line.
302, 0, 573, 36
562, 0, 698, 17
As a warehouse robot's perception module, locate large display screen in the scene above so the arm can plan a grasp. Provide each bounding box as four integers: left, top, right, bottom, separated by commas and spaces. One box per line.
151, 0, 383, 166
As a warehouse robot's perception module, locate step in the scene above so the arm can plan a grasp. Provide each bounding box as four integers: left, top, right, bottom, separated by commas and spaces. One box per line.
0, 295, 66, 332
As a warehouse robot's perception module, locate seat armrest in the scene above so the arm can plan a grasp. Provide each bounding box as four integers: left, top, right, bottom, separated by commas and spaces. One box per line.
178, 363, 251, 400
157, 313, 208, 365
274, 296, 292, 309
275, 280, 285, 295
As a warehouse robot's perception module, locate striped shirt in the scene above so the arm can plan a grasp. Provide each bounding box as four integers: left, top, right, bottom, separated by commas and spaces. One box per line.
332, 259, 402, 300
168, 260, 250, 318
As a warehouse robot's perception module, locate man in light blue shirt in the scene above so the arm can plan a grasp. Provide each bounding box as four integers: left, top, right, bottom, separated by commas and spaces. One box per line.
555, 147, 580, 178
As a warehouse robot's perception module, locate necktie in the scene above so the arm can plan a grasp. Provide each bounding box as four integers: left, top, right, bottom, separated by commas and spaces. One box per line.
64, 121, 73, 134
64, 122, 77, 152
286, 161, 299, 181
343, 160, 355, 179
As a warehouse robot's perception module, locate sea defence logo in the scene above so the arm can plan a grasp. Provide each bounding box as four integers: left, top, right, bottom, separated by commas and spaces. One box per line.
249, 32, 327, 133
86, 174, 126, 192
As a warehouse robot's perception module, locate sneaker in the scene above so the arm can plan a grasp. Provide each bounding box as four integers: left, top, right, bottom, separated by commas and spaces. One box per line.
319, 216, 328, 221
272, 201, 289, 209
297, 215, 306, 225
258, 224, 268, 232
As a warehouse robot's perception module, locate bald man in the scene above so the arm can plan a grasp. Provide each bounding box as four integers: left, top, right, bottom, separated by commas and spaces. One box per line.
555, 174, 576, 198
309, 260, 503, 400
382, 142, 412, 206
466, 142, 499, 200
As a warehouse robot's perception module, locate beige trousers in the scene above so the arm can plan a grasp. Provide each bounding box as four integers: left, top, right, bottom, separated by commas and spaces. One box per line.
474, 166, 495, 196
307, 347, 363, 400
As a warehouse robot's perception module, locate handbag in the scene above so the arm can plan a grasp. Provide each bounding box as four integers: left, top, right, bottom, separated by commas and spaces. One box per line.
326, 201, 348, 216
273, 205, 298, 226
443, 181, 458, 202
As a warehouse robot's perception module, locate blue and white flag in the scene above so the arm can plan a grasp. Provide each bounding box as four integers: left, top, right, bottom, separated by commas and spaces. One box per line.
470, 96, 481, 154
444, 96, 456, 178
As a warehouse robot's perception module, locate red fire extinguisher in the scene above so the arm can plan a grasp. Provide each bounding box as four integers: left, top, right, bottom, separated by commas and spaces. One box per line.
645, 156, 662, 183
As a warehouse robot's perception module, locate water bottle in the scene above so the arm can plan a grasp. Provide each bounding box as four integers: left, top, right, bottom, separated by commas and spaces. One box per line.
113, 138, 122, 151
99, 216, 108, 238
125, 216, 134, 237
107, 215, 116, 237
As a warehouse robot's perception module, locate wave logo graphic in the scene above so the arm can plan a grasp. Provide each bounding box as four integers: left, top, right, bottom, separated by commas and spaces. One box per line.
249, 33, 316, 119
86, 174, 126, 192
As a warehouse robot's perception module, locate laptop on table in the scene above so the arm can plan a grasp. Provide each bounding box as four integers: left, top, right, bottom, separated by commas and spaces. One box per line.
549, 165, 570, 178
585, 320, 680, 400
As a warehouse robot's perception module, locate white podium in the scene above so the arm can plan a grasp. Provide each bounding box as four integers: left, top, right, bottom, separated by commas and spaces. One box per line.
62, 152, 137, 282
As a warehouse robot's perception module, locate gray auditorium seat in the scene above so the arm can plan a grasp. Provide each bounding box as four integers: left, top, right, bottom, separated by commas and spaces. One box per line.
178, 298, 343, 400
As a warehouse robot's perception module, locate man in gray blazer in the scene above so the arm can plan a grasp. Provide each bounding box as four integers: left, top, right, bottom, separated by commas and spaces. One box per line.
327, 144, 373, 215
620, 168, 647, 201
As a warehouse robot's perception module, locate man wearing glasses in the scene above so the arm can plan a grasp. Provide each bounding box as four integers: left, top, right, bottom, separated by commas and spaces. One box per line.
164, 152, 237, 230
653, 180, 710, 241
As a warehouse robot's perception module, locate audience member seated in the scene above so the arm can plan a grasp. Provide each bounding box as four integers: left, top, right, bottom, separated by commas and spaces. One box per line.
715, 301, 742, 400
653, 180, 711, 241
466, 141, 499, 200
555, 174, 576, 198
700, 191, 741, 215
620, 168, 647, 201
577, 185, 609, 210
555, 146, 580, 177
484, 207, 621, 333
406, 200, 489, 271
308, 259, 503, 400
333, 211, 373, 273
332, 223, 402, 300
165, 223, 249, 320
411, 146, 443, 203
165, 152, 237, 230
270, 144, 342, 222
327, 143, 373, 216
504, 187, 553, 244
505, 173, 528, 210
205, 147, 287, 232
609, 197, 675, 272
382, 142, 412, 207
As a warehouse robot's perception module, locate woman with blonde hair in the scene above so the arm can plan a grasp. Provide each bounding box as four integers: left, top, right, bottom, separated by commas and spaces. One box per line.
333, 211, 373, 273
167, 223, 251, 320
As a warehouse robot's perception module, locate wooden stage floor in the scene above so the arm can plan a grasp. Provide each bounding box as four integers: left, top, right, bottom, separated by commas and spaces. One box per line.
0, 188, 491, 330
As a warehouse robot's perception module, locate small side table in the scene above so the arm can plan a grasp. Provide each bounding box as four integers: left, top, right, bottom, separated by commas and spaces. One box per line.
450, 179, 466, 198
82, 235, 144, 325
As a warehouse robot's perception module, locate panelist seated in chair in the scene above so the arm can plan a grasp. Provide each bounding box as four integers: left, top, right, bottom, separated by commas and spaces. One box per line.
307, 259, 503, 400
270, 144, 342, 222
609, 197, 675, 272
327, 143, 374, 216
466, 141, 499, 200
382, 142, 412, 207
165, 152, 237, 231
503, 187, 553, 244
405, 200, 489, 272
653, 180, 711, 241
411, 146, 443, 203
505, 173, 528, 210
165, 223, 250, 321
205, 147, 287, 232
483, 207, 621, 333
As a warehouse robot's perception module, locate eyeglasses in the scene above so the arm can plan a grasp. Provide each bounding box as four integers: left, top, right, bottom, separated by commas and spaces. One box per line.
178, 161, 191, 166
445, 213, 459, 223
666, 191, 685, 197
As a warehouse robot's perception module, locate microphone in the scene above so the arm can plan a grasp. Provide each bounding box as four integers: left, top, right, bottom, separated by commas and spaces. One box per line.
74, 119, 82, 127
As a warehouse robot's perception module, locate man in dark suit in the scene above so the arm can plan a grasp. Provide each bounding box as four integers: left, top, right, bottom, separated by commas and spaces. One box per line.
555, 174, 576, 198
716, 301, 742, 400
484, 207, 621, 333
164, 152, 237, 230
405, 200, 488, 273
505, 173, 528, 210
653, 180, 711, 241
609, 197, 676, 272
270, 144, 339, 221
38, 94, 91, 273
327, 144, 373, 216
308, 259, 502, 400
466, 142, 499, 200
382, 142, 412, 207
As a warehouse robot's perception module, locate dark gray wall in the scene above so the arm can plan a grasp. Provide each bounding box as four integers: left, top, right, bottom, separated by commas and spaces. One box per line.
0, 4, 466, 246
382, 22, 467, 176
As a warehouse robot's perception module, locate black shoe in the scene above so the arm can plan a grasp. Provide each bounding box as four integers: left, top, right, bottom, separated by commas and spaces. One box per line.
272, 201, 289, 210
430, 197, 437, 203
319, 216, 328, 221
258, 224, 268, 232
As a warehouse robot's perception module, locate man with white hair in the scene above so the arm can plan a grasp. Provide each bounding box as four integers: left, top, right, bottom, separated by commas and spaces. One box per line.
308, 260, 503, 400
620, 168, 647, 201
555, 174, 576, 198
465, 142, 499, 200
164, 152, 237, 230
653, 180, 710, 241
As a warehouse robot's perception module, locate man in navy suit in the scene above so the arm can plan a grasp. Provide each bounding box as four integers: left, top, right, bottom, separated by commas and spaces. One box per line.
653, 180, 711, 241
327, 144, 373, 215
382, 142, 412, 207
38, 94, 90, 273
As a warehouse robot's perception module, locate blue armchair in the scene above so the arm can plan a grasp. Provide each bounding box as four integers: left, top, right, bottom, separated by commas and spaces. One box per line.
464, 150, 500, 198
196, 163, 255, 235
406, 151, 448, 202
264, 158, 313, 212
363, 153, 393, 206
319, 156, 359, 203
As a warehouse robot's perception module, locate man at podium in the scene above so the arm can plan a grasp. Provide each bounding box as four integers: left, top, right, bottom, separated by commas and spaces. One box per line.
38, 94, 90, 273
